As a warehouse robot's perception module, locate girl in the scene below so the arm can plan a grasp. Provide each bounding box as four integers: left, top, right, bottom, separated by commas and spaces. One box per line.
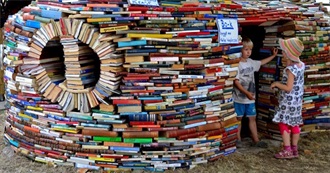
270, 38, 305, 159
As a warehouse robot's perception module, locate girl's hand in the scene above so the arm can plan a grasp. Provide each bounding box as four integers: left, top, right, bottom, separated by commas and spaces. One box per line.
271, 82, 279, 89
272, 47, 278, 56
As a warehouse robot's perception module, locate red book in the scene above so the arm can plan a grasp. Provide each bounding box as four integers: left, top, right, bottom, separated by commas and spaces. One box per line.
177, 131, 206, 140
112, 99, 141, 105
47, 152, 68, 160
127, 6, 163, 11
127, 73, 160, 77
130, 121, 155, 125
205, 67, 222, 74
143, 100, 163, 104
130, 13, 157, 17
56, 121, 79, 125
132, 125, 160, 128
177, 32, 210, 37
124, 76, 150, 80
177, 7, 212, 12
148, 127, 178, 131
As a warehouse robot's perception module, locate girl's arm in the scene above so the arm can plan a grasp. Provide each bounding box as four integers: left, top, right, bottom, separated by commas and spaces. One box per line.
271, 69, 294, 92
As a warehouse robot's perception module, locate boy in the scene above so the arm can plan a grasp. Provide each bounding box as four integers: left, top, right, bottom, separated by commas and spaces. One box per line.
233, 37, 278, 148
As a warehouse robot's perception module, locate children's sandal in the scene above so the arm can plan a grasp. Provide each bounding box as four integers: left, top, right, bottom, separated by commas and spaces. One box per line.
274, 149, 294, 159
292, 150, 299, 158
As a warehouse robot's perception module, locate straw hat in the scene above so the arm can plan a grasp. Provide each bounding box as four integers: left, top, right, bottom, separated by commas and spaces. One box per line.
279, 38, 304, 62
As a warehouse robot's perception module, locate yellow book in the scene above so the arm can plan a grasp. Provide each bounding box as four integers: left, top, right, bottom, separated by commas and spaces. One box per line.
26, 106, 43, 111
161, 3, 182, 7
89, 157, 115, 162
18, 113, 33, 120
144, 105, 167, 111
87, 18, 112, 23
82, 145, 109, 150
7, 55, 20, 61
51, 128, 79, 134
100, 25, 129, 33
208, 135, 222, 140
127, 33, 173, 39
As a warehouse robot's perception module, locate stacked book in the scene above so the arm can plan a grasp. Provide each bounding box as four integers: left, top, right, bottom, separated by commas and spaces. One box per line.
256, 20, 283, 140
61, 36, 98, 90
3, 0, 328, 171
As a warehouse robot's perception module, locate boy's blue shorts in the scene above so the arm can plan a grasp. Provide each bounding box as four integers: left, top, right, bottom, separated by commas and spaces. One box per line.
234, 102, 256, 117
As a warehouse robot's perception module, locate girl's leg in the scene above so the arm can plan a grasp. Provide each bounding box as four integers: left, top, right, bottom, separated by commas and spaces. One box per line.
291, 126, 300, 157
275, 123, 293, 159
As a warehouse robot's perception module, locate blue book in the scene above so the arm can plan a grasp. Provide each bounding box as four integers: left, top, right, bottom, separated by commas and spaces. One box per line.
93, 7, 122, 12
128, 114, 156, 121
80, 123, 110, 129
22, 111, 39, 119
173, 103, 195, 110
75, 141, 100, 145
118, 40, 147, 48
9, 140, 19, 148
120, 112, 148, 116
186, 34, 216, 38
91, 14, 121, 18
144, 167, 165, 172
30, 10, 42, 16
115, 17, 144, 21
25, 20, 41, 29
182, 121, 207, 129
122, 163, 150, 167
20, 100, 37, 107
41, 10, 63, 20
118, 166, 144, 170
225, 124, 239, 132
47, 114, 70, 121
126, 48, 158, 53
110, 146, 140, 152
117, 104, 142, 107
95, 85, 110, 97
137, 96, 163, 100
199, 139, 215, 143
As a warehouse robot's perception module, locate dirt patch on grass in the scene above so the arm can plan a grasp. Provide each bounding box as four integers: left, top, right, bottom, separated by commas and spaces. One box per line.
1, 111, 329, 173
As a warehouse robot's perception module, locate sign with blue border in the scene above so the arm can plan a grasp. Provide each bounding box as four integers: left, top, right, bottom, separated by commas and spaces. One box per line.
216, 18, 239, 44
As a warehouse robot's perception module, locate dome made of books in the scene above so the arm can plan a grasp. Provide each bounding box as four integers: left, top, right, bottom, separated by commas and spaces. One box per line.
2, 0, 329, 172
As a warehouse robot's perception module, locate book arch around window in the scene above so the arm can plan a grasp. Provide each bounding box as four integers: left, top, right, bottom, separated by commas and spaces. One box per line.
5, 15, 118, 113
29, 26, 105, 112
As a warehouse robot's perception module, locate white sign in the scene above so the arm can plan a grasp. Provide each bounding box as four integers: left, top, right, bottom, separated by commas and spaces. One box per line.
216, 18, 239, 44
129, 0, 159, 6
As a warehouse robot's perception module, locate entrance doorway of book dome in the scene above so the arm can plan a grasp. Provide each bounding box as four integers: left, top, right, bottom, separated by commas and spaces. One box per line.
240, 25, 265, 138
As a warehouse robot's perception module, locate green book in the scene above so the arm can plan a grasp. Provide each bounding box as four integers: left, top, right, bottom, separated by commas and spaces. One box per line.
124, 138, 152, 144
93, 136, 122, 142
92, 109, 114, 115
34, 16, 51, 23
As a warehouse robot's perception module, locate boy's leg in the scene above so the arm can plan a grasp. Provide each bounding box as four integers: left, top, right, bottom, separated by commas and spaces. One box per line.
248, 116, 259, 142
246, 103, 268, 148
246, 103, 259, 142
237, 117, 242, 141
234, 102, 244, 147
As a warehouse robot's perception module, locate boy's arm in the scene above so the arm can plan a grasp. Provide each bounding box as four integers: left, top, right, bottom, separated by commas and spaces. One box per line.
234, 79, 254, 100
260, 48, 278, 65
